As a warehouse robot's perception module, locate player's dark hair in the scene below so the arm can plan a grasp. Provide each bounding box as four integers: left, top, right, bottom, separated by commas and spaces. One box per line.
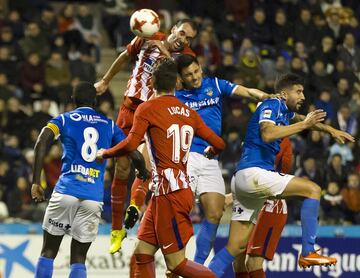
72, 81, 96, 107
174, 19, 198, 33
152, 58, 177, 92
176, 54, 199, 74
274, 73, 304, 93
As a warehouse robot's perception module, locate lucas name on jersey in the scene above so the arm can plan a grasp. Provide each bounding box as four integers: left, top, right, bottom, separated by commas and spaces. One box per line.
185, 96, 220, 111
167, 106, 190, 117
71, 164, 100, 184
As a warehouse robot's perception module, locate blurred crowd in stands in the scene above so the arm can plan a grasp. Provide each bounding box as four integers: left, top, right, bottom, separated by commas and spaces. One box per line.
0, 0, 359, 227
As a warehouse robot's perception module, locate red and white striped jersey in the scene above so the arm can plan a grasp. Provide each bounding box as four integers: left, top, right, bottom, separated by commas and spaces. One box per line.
125, 34, 195, 102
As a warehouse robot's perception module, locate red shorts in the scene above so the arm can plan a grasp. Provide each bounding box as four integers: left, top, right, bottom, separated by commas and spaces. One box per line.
137, 188, 194, 255
246, 199, 287, 260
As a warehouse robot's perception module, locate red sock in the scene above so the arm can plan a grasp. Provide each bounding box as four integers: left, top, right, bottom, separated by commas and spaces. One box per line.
249, 269, 265, 278
235, 272, 250, 278
129, 253, 137, 278
172, 259, 216, 278
134, 254, 155, 278
111, 178, 127, 230
130, 177, 149, 207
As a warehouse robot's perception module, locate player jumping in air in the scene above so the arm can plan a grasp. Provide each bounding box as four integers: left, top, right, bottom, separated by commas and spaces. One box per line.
208, 73, 354, 277
31, 82, 147, 278
96, 59, 224, 277
94, 19, 198, 254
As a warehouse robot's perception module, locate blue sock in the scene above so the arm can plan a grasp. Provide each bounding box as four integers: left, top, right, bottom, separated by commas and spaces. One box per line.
69, 263, 86, 278
208, 248, 234, 278
35, 256, 54, 278
300, 198, 320, 256
194, 219, 219, 264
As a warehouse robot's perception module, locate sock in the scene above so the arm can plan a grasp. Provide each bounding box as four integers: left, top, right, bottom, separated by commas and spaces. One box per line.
172, 259, 216, 278
208, 248, 235, 277
235, 272, 250, 278
130, 177, 149, 207
300, 198, 319, 256
111, 178, 128, 230
194, 219, 219, 264
249, 269, 265, 278
129, 253, 137, 278
69, 263, 86, 278
35, 256, 54, 278
135, 254, 155, 278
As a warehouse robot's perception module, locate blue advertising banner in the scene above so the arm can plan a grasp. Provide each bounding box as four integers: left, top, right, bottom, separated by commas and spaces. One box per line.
214, 237, 360, 278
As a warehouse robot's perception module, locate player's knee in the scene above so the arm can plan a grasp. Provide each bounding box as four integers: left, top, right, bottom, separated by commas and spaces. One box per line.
307, 183, 321, 199
226, 240, 247, 257
205, 209, 223, 224
114, 158, 131, 179
40, 248, 57, 259
245, 256, 264, 272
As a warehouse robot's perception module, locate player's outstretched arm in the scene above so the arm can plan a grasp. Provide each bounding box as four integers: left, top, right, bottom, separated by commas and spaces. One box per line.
94, 49, 130, 95
32, 127, 55, 202
233, 85, 278, 102
260, 109, 327, 143
293, 113, 355, 144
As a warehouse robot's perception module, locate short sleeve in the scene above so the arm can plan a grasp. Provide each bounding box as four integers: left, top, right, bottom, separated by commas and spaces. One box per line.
47, 114, 65, 139
258, 100, 280, 124
126, 36, 145, 57
112, 121, 126, 146
215, 78, 237, 97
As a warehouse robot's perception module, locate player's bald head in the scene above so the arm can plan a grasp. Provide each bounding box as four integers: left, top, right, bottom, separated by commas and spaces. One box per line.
152, 58, 177, 93
72, 81, 96, 107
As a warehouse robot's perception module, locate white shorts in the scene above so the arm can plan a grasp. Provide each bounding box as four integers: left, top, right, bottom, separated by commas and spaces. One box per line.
42, 192, 103, 243
231, 167, 294, 223
187, 152, 225, 196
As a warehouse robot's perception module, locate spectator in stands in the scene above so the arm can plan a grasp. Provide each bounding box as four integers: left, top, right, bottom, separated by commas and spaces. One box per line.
5, 98, 28, 138
326, 153, 348, 187
245, 7, 272, 48
194, 29, 221, 73
221, 128, 242, 177
45, 51, 71, 103
332, 78, 351, 111
329, 141, 354, 167
312, 14, 333, 46
341, 173, 360, 224
311, 36, 337, 73
0, 98, 7, 133
295, 156, 325, 189
333, 104, 357, 136
215, 53, 237, 81
294, 7, 315, 49
272, 8, 293, 51
19, 52, 45, 103
0, 46, 19, 86
74, 4, 101, 63
28, 98, 53, 131
237, 49, 264, 88
290, 56, 307, 78
38, 6, 58, 43
303, 131, 327, 163
7, 176, 44, 222
69, 52, 96, 84
314, 89, 335, 124
308, 60, 333, 97
321, 181, 345, 224
338, 32, 360, 72
6, 10, 25, 40
325, 8, 347, 44
1, 134, 22, 162
332, 59, 359, 87
19, 22, 50, 60
0, 73, 15, 101
0, 26, 23, 61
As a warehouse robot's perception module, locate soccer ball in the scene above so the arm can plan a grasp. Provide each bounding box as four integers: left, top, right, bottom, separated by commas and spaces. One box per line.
130, 9, 160, 38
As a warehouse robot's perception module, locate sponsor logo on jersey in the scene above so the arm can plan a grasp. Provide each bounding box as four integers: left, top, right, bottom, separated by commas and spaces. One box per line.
144, 57, 156, 73
185, 97, 220, 110
263, 110, 272, 118
205, 88, 213, 96
71, 164, 100, 184
69, 113, 108, 124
